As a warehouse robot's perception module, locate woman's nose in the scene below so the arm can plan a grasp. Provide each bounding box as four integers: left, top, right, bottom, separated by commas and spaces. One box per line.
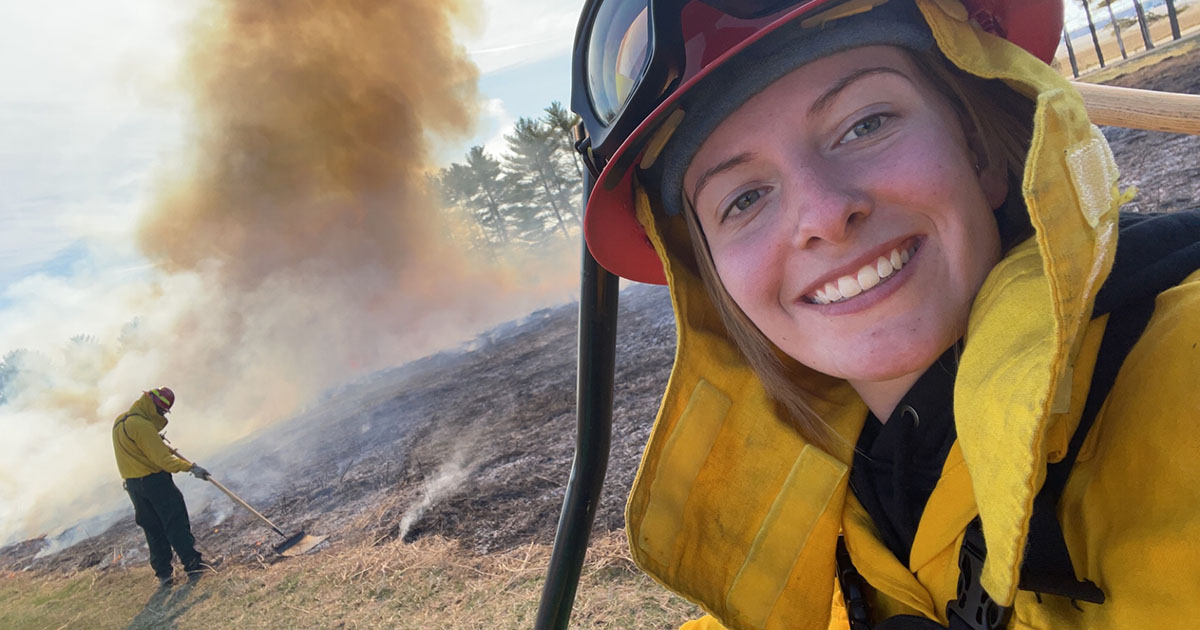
786, 165, 872, 249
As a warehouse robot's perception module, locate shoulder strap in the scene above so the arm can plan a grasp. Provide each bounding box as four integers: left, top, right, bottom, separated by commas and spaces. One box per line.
114, 413, 160, 472
836, 537, 874, 630
837, 308, 1155, 629
1019, 209, 1200, 603
1017, 298, 1153, 602
944, 300, 1151, 629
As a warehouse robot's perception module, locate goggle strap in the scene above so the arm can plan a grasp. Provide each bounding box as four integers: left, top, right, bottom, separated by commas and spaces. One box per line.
639, 109, 686, 170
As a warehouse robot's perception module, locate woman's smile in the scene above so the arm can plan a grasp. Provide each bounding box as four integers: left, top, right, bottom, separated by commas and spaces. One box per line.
801, 236, 921, 308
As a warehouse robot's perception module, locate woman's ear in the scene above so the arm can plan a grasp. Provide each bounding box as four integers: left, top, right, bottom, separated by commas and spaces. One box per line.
964, 129, 1008, 211
977, 155, 1009, 210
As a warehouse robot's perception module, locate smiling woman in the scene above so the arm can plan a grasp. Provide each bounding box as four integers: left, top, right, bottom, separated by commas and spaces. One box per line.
568, 1, 1200, 629
675, 43, 1040, 434
681, 46, 1020, 420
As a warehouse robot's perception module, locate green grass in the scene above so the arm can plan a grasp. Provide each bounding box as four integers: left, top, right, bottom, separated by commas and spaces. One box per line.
0, 531, 700, 630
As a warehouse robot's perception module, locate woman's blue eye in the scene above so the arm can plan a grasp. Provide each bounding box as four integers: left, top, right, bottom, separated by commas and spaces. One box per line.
724, 189, 762, 219
840, 114, 884, 144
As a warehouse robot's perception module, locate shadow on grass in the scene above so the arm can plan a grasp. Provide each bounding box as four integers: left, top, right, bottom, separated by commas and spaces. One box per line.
126, 579, 212, 630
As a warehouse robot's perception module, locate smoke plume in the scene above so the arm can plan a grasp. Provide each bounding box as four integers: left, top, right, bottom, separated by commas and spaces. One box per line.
1, 0, 579, 545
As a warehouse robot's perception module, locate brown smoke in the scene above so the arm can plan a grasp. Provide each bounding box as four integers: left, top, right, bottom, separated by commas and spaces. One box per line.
132, 0, 574, 421
143, 0, 480, 283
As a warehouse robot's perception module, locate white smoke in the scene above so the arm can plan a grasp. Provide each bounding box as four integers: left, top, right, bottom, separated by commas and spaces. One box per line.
398, 453, 474, 542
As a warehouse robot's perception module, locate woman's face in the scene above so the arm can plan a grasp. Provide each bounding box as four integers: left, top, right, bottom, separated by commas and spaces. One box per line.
684, 46, 1006, 401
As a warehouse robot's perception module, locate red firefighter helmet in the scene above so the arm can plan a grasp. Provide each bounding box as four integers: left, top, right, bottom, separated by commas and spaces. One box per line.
570, 0, 1064, 284
147, 387, 175, 414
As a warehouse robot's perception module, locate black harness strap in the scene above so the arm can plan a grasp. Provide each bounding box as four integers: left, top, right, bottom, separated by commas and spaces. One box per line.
844, 304, 1145, 630
837, 537, 875, 630
944, 210, 1200, 628
1015, 300, 1153, 603
930, 298, 1152, 630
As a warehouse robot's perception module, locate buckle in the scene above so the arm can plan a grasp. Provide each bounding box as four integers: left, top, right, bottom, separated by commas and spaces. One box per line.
575, 134, 604, 180
946, 520, 1011, 630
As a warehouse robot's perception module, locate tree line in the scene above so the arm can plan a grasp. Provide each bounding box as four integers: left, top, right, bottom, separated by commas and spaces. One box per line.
433, 101, 585, 250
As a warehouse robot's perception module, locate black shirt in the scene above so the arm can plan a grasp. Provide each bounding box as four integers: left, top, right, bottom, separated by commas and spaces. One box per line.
849, 344, 960, 567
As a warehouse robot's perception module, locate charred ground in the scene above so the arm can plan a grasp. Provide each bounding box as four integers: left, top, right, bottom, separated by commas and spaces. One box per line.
2, 40, 1197, 576
1, 283, 675, 573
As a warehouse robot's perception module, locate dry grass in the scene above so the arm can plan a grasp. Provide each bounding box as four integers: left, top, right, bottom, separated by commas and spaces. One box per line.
1073, 33, 1200, 85
1055, 8, 1200, 78
0, 529, 700, 630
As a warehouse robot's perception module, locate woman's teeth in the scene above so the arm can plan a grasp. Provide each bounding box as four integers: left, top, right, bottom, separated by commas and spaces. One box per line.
811, 245, 914, 305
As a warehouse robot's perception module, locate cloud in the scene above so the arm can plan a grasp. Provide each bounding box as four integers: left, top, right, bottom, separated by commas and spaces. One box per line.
481, 98, 517, 157
458, 0, 577, 74
0, 0, 190, 288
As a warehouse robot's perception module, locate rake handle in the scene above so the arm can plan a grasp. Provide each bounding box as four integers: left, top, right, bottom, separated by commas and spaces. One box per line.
206, 477, 288, 539
1075, 82, 1200, 136
164, 440, 289, 539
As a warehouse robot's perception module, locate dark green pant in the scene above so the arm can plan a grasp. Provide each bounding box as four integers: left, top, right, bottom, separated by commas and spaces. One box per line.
124, 472, 202, 577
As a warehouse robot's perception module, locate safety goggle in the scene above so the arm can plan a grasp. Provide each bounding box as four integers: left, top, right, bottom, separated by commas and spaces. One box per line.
570, 0, 837, 176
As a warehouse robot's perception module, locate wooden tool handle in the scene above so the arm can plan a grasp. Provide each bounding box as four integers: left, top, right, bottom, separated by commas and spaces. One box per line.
164, 440, 288, 538
207, 477, 287, 538
1074, 82, 1200, 136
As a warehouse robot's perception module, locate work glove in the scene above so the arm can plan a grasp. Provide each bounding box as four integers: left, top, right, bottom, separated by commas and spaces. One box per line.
189, 464, 211, 480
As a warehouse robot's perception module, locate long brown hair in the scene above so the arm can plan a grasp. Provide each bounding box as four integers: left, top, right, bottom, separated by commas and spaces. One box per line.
680, 48, 1036, 450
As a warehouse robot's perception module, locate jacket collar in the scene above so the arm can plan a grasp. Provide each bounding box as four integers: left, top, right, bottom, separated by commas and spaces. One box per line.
126, 394, 169, 432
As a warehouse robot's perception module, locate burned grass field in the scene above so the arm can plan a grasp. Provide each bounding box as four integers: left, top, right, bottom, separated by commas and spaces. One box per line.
0, 283, 691, 630
1, 37, 1198, 630
1, 282, 675, 575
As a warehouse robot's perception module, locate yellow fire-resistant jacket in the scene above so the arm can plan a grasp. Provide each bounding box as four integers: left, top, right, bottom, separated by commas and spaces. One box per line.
112, 393, 193, 479
625, 2, 1200, 629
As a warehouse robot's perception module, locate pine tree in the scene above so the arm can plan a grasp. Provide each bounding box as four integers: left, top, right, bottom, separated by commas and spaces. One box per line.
544, 101, 584, 180
438, 147, 520, 247
434, 100, 588, 251
504, 117, 577, 242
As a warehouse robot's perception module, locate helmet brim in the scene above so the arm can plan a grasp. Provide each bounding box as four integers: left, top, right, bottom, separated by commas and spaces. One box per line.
581, 0, 1062, 284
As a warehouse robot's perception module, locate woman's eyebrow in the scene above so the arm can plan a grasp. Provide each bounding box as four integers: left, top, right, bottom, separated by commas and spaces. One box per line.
691, 152, 756, 206
809, 66, 909, 117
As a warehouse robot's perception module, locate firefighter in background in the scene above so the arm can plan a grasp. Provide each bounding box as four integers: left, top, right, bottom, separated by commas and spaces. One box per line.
112, 387, 212, 587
